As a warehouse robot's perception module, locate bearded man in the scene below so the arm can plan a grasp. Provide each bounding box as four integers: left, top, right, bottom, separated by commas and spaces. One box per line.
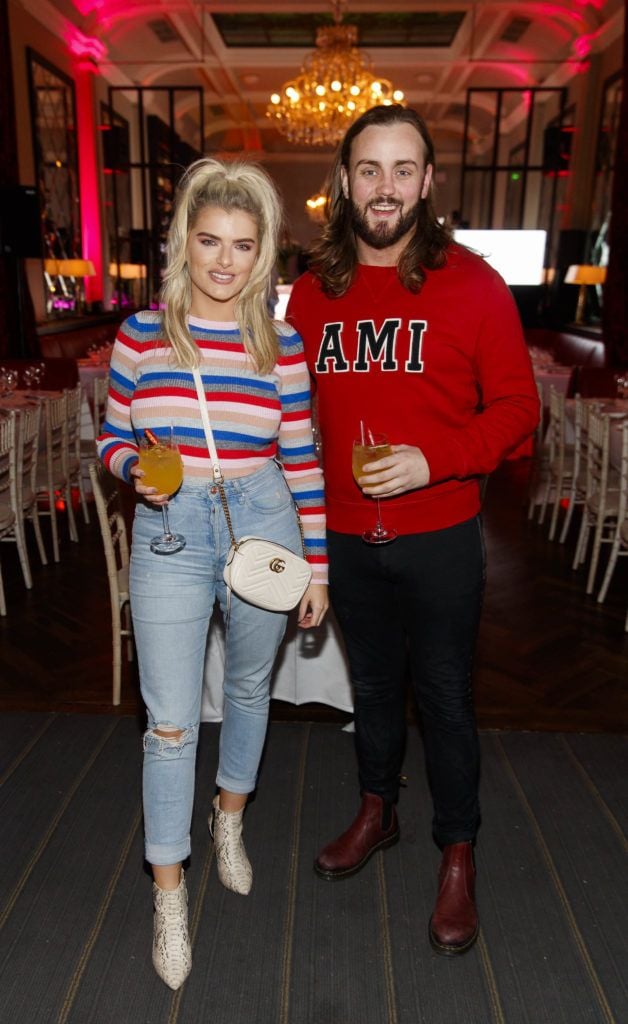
286, 104, 538, 956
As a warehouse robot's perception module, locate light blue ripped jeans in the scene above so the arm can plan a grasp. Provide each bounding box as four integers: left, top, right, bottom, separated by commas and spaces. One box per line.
130, 460, 302, 866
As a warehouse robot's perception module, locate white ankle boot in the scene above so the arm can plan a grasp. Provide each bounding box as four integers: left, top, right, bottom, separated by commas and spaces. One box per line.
209, 795, 253, 895
152, 871, 192, 990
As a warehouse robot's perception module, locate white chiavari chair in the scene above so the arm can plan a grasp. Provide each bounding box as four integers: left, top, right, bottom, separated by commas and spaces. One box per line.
65, 383, 90, 524
0, 412, 18, 615
557, 394, 590, 544
537, 386, 575, 539
93, 373, 110, 435
35, 392, 78, 562
88, 460, 133, 705
81, 372, 110, 461
596, 421, 628, 624
572, 409, 621, 594
526, 380, 548, 520
0, 404, 48, 599
16, 402, 48, 568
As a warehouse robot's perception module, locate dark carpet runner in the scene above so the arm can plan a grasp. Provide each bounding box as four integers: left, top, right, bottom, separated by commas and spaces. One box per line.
0, 714, 625, 1024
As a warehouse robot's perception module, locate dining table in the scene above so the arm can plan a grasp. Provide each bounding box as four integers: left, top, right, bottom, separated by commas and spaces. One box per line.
0, 389, 64, 430
534, 364, 574, 406
0, 385, 100, 501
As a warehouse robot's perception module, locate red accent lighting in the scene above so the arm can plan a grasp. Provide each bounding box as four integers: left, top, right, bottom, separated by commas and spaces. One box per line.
65, 27, 107, 62
74, 65, 104, 302
574, 35, 592, 59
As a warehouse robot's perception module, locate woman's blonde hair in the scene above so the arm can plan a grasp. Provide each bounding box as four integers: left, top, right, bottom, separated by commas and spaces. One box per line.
161, 158, 283, 374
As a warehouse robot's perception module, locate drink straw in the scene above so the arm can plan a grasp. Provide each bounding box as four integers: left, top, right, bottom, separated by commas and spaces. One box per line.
360, 419, 366, 446
144, 428, 159, 446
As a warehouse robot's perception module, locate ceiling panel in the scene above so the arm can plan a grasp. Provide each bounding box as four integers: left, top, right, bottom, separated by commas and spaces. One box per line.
212, 12, 465, 48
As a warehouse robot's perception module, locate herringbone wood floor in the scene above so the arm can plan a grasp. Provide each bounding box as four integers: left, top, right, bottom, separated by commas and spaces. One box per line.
0, 458, 626, 730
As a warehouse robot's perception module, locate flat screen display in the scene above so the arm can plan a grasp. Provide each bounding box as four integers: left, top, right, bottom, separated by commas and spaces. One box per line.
453, 229, 547, 285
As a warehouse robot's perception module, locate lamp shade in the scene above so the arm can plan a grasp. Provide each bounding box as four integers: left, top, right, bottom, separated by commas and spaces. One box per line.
108, 261, 147, 279
565, 264, 607, 286
565, 264, 606, 324
44, 258, 96, 277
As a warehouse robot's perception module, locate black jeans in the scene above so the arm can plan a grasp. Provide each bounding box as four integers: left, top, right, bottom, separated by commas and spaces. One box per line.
328, 517, 485, 847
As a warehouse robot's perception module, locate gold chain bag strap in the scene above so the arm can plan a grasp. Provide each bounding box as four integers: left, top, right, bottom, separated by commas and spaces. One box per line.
192, 368, 312, 612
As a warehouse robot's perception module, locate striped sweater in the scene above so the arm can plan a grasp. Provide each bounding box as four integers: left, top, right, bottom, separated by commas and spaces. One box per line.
97, 311, 327, 583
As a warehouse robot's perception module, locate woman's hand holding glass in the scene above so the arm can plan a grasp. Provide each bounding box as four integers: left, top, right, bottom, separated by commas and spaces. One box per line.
131, 461, 171, 505
132, 433, 186, 554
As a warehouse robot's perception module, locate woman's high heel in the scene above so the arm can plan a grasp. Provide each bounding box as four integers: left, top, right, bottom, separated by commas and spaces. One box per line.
152, 871, 192, 989
209, 796, 253, 895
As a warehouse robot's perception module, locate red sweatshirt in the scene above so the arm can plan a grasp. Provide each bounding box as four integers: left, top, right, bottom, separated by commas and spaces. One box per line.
286, 243, 539, 536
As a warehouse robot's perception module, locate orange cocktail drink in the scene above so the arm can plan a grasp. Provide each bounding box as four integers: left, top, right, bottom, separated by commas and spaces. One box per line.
352, 442, 393, 484
138, 442, 183, 495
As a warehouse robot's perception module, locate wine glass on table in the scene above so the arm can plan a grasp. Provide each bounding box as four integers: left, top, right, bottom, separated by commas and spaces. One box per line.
2, 368, 18, 397
138, 430, 186, 554
352, 426, 397, 545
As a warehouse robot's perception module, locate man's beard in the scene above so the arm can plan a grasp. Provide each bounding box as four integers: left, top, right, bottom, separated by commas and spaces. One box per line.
350, 197, 421, 250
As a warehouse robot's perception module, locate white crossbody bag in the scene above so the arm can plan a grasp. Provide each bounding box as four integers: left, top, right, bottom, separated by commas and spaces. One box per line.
192, 368, 312, 612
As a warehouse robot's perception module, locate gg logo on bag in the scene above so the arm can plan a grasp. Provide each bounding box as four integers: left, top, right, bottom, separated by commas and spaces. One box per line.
269, 558, 286, 574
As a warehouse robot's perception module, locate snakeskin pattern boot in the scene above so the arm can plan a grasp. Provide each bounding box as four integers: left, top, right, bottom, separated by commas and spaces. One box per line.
152, 871, 192, 989
209, 795, 253, 895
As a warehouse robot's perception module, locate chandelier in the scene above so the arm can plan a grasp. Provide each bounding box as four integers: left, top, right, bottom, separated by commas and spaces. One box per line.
267, 2, 405, 147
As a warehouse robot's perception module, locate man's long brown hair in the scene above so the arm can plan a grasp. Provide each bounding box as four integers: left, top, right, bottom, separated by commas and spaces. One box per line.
309, 105, 452, 298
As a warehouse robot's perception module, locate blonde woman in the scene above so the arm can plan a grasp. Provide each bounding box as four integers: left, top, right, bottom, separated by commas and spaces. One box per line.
97, 159, 328, 989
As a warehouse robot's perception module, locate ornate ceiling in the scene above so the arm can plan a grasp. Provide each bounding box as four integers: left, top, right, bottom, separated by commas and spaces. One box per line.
18, 0, 625, 163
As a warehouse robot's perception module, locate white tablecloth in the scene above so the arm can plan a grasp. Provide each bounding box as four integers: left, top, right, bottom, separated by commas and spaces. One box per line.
201, 605, 353, 721
534, 366, 573, 405
0, 389, 63, 440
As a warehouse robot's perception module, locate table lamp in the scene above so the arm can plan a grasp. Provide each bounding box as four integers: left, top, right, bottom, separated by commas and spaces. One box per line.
565, 264, 606, 324
108, 262, 147, 279
109, 262, 147, 308
44, 257, 96, 313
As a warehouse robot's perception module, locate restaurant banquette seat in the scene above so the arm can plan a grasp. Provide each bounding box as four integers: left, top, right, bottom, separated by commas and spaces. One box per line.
524, 327, 606, 369
37, 313, 124, 360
